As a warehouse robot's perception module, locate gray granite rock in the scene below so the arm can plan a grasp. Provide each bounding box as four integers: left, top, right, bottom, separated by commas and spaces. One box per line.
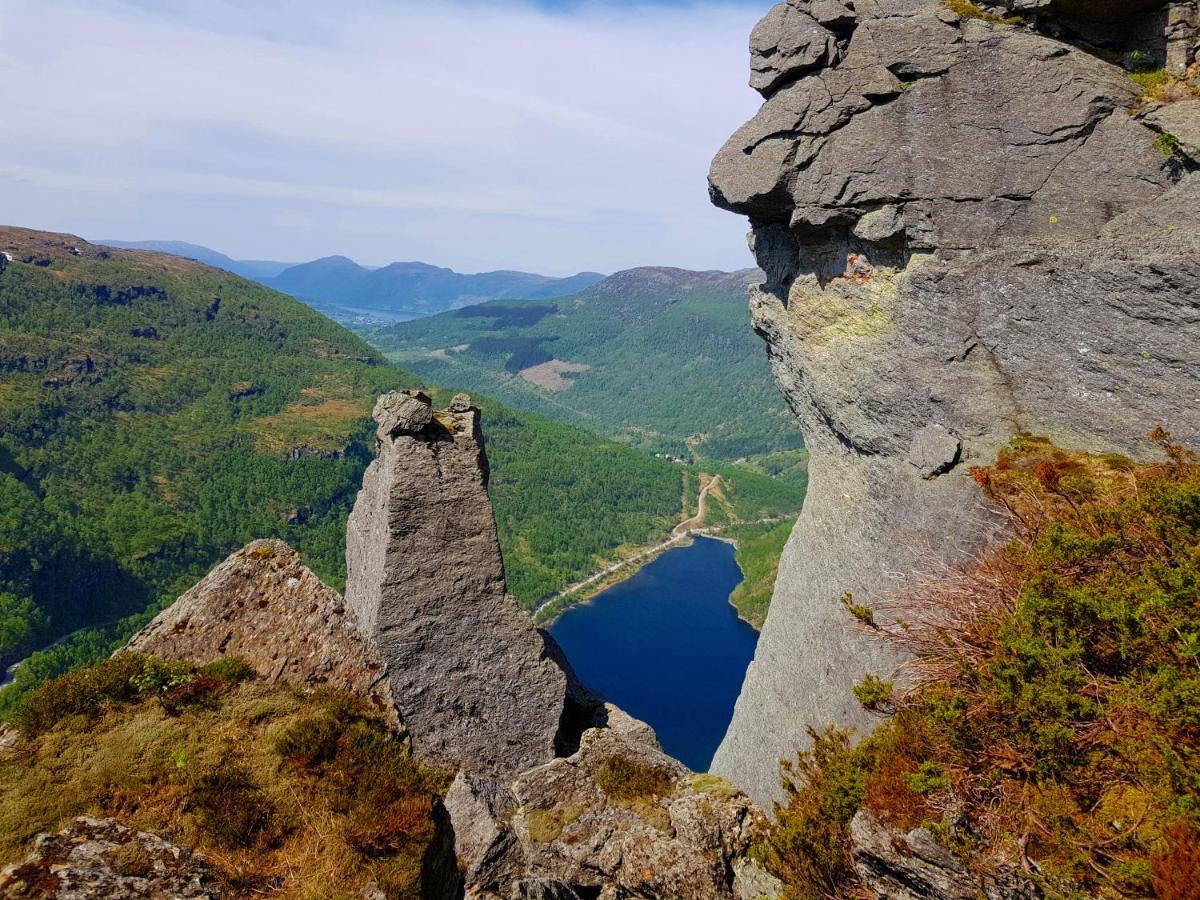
709, 0, 1200, 808
0, 818, 219, 899
851, 810, 1038, 899
344, 392, 583, 781
750, 2, 842, 95
125, 538, 400, 729
459, 719, 763, 899
372, 388, 432, 440
1143, 98, 1200, 161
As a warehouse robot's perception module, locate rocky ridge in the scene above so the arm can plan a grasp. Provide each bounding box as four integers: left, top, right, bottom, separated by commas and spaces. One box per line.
126, 538, 400, 729
6, 390, 766, 898
709, 0, 1200, 808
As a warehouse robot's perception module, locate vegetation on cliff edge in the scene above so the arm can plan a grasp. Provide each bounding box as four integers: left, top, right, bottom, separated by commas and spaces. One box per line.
0, 654, 450, 897
757, 430, 1200, 899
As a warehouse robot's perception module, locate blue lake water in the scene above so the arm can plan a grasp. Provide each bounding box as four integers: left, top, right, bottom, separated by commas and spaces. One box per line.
550, 535, 759, 771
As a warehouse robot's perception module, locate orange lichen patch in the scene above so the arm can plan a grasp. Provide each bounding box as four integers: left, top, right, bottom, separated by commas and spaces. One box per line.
838, 253, 874, 285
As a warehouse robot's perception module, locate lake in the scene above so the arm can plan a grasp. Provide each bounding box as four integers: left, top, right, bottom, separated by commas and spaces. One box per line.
550, 535, 759, 771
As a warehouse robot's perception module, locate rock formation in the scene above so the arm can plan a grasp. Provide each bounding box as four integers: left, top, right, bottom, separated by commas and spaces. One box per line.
709, 0, 1200, 806
126, 538, 399, 727
343, 390, 589, 781
110, 391, 764, 898
445, 705, 768, 899
0, 818, 218, 899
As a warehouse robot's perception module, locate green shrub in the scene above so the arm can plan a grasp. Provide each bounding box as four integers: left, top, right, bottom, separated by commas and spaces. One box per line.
1155, 132, 1186, 160
760, 433, 1200, 898
839, 592, 875, 628
129, 657, 193, 694
11, 653, 145, 735
753, 728, 868, 897
904, 761, 950, 796
853, 675, 893, 712
198, 656, 256, 683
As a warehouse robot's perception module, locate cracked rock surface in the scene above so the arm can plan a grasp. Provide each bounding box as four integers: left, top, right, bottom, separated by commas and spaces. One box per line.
344, 391, 588, 782
709, 0, 1200, 807
125, 539, 400, 729
449, 708, 767, 900
0, 818, 219, 899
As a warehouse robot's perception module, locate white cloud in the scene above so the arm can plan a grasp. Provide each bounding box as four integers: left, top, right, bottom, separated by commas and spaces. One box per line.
0, 0, 766, 274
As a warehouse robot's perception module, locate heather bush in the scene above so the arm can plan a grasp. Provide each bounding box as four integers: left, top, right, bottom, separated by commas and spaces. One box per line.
759, 431, 1200, 898
189, 765, 276, 849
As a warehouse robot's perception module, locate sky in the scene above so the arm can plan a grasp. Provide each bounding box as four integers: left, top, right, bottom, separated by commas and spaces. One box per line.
0, 0, 771, 275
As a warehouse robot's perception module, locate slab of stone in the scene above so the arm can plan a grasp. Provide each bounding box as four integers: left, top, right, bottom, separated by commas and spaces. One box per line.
125, 538, 398, 727
344, 391, 580, 780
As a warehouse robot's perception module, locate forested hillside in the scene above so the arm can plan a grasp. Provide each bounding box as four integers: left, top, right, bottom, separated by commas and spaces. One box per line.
364, 267, 805, 462
0, 229, 787, 710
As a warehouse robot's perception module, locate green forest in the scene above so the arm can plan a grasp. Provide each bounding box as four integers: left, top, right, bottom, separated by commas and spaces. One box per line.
0, 231, 805, 716
362, 268, 806, 463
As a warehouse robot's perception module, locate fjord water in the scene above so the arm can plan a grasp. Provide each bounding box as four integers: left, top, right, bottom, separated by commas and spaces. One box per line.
550, 535, 758, 771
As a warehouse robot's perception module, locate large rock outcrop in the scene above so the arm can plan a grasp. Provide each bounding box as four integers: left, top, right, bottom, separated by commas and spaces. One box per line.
710, 0, 1200, 807
125, 539, 398, 727
445, 706, 768, 900
343, 390, 588, 782
0, 818, 218, 899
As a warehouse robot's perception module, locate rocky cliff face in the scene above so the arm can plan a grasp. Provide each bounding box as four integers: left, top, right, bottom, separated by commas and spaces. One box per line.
709, 0, 1200, 807
126, 539, 399, 728
343, 390, 589, 782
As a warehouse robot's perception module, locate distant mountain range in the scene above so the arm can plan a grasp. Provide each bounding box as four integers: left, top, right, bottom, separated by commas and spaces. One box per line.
99, 240, 605, 324
97, 240, 295, 281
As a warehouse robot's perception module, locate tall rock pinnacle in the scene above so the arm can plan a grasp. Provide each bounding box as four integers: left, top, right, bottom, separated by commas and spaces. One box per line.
343, 390, 580, 780
709, 0, 1200, 807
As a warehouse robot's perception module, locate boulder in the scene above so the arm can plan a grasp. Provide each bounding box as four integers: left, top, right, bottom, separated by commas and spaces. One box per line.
459, 716, 764, 899
0, 818, 219, 899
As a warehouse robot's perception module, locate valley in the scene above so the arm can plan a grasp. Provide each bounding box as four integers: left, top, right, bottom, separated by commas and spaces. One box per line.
101, 240, 604, 325
0, 227, 803, 721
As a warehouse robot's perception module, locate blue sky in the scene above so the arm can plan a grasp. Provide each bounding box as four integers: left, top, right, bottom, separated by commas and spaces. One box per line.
0, 0, 772, 275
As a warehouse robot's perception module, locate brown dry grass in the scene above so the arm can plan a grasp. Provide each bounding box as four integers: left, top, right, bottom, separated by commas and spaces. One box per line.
0, 662, 449, 898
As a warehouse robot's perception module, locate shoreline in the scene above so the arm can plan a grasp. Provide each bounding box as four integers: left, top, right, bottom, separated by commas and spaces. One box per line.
532, 517, 790, 628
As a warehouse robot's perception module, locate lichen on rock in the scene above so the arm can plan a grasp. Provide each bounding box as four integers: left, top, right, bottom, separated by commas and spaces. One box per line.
0, 818, 219, 899
709, 0, 1200, 808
